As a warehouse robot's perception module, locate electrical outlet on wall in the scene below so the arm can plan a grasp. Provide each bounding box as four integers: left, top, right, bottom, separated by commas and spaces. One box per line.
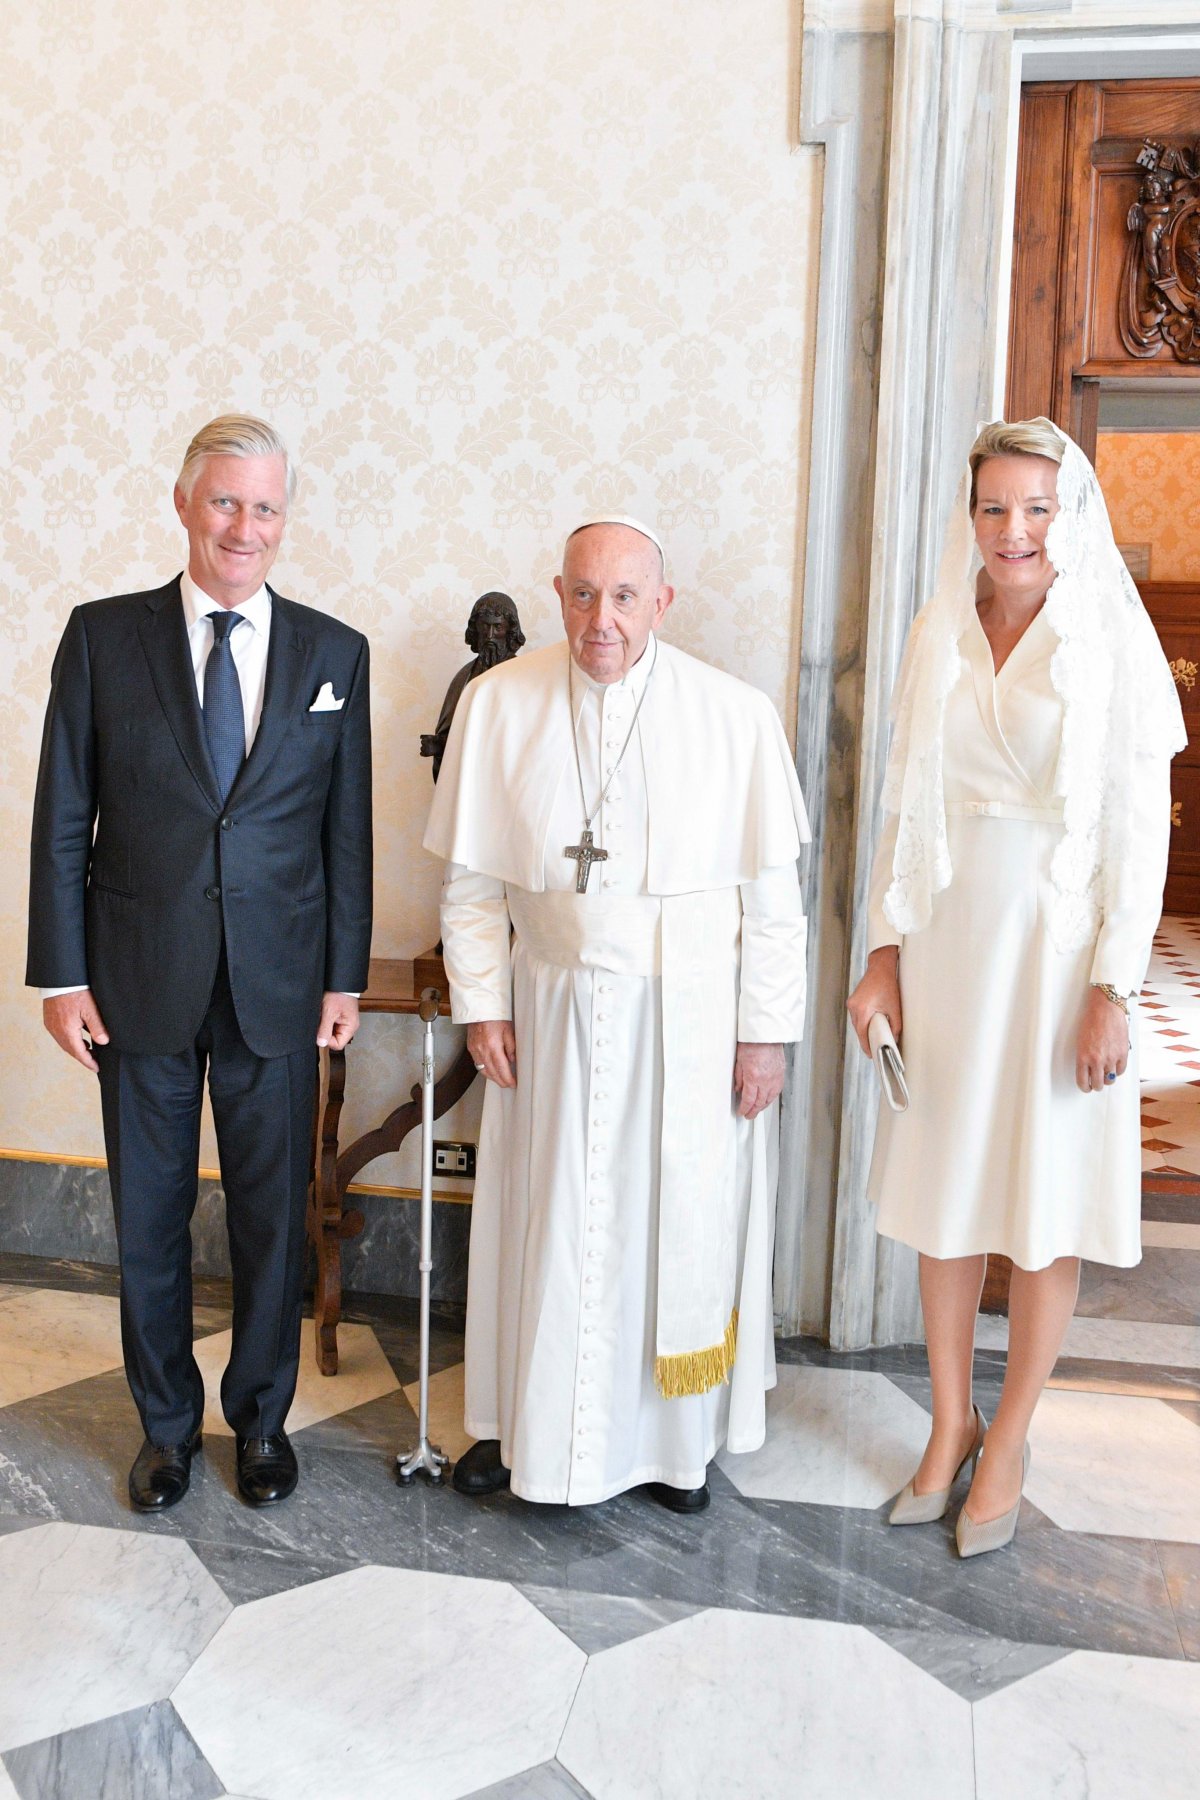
432, 1141, 476, 1178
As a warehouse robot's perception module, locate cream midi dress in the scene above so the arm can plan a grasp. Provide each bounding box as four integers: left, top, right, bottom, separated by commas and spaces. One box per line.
867, 606, 1171, 1271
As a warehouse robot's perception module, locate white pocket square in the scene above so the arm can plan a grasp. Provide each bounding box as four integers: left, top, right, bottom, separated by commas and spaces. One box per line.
309, 682, 345, 713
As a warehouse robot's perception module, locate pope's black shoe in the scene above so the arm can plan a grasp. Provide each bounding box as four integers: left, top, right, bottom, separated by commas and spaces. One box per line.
645, 1479, 711, 1514
235, 1431, 298, 1506
129, 1428, 202, 1512
452, 1438, 511, 1496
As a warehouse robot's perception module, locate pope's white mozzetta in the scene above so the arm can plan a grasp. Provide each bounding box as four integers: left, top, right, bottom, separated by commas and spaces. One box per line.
425, 550, 810, 1506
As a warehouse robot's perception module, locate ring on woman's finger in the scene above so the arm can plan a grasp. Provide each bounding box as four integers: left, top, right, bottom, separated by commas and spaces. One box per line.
474, 1063, 486, 1072
1104, 1070, 1117, 1083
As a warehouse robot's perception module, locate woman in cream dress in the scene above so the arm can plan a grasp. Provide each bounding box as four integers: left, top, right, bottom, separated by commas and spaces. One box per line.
848, 418, 1184, 1556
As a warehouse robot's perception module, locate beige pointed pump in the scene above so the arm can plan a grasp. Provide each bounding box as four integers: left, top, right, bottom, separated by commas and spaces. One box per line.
956, 1439, 1032, 1558
889, 1404, 987, 1526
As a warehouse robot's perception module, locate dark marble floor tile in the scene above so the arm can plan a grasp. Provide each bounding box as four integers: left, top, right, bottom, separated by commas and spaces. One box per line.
0, 1251, 232, 1321
518, 1583, 701, 1654
760, 1493, 1185, 1659
1158, 1541, 1200, 1658
466, 1762, 593, 1800
291, 1387, 419, 1460
870, 1625, 1069, 1701
3, 1701, 221, 1800
0, 1512, 40, 1540
186, 1534, 359, 1606
1141, 1189, 1200, 1224
1077, 1248, 1200, 1326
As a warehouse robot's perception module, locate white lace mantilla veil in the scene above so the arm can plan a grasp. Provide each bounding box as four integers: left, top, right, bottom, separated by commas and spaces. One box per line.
880, 419, 1187, 951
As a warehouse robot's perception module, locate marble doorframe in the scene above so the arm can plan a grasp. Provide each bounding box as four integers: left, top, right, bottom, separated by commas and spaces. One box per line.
777, 3, 1200, 1348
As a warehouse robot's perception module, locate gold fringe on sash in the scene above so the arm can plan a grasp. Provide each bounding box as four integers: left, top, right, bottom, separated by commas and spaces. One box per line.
654, 1309, 738, 1399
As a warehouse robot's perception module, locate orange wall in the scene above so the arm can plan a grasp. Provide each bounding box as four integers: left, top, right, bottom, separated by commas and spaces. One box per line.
1096, 432, 1200, 582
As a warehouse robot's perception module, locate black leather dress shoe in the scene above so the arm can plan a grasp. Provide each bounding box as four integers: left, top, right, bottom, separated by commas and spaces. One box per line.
452, 1438, 511, 1496
129, 1428, 202, 1512
235, 1431, 298, 1506
645, 1479, 711, 1514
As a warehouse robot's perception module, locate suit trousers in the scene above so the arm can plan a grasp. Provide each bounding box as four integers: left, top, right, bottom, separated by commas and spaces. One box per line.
96, 948, 316, 1443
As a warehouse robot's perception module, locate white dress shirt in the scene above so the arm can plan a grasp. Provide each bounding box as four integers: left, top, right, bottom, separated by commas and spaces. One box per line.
181, 569, 272, 755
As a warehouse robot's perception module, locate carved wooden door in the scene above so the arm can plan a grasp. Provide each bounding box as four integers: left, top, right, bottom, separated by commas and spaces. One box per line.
1139, 583, 1200, 913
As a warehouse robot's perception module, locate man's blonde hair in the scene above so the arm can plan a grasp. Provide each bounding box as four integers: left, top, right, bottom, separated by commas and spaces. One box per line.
968, 417, 1064, 514
176, 414, 295, 504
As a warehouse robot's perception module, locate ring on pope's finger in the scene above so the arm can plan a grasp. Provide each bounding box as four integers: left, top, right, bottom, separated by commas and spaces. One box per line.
1104, 1071, 1117, 1083
474, 1063, 485, 1071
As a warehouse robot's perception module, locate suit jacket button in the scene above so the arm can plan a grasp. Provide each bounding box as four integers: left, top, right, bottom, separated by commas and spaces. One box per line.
205, 884, 221, 900
220, 816, 232, 830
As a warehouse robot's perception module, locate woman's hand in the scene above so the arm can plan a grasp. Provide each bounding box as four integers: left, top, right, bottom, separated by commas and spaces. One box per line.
847, 947, 902, 1057
1076, 987, 1130, 1093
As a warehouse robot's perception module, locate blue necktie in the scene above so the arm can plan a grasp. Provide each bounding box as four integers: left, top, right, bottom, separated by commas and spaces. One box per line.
203, 610, 247, 802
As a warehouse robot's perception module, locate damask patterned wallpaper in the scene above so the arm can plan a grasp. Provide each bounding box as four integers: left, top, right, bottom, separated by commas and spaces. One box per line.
1097, 432, 1200, 583
0, 0, 820, 1176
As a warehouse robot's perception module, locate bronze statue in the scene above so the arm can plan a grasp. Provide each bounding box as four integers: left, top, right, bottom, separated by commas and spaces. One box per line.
421, 591, 525, 780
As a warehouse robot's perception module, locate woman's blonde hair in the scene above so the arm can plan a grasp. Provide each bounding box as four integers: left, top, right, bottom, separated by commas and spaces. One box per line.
968, 417, 1064, 515
176, 414, 295, 505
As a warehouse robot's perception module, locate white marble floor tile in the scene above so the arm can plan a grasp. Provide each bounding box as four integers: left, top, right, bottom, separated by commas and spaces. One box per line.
0, 1523, 230, 1752
401, 1361, 473, 1462
1024, 1389, 1200, 1541
716, 1365, 932, 1507
1141, 1221, 1200, 1250
173, 1565, 585, 1800
558, 1611, 973, 1800
0, 1288, 124, 1409
975, 1312, 1200, 1371
974, 1649, 1200, 1799
195, 1322, 398, 1438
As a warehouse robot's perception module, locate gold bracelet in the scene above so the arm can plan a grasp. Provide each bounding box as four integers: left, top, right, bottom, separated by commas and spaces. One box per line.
1092, 982, 1129, 1016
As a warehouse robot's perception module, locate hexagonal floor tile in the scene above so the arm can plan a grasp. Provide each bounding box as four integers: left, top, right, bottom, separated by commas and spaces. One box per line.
0, 1289, 124, 1408
194, 1322, 398, 1437
974, 1648, 1200, 1796
557, 1611, 974, 1799
0, 1523, 230, 1752
716, 1365, 932, 1507
1025, 1389, 1200, 1541
173, 1565, 585, 1800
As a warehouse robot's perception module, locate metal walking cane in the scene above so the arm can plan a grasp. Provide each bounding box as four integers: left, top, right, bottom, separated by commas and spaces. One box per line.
396, 988, 449, 1485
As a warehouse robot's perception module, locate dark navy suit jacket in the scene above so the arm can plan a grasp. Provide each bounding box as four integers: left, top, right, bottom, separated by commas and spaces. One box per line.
27, 576, 373, 1058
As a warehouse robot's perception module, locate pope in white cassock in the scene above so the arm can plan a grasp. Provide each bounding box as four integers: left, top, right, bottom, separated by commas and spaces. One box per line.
424, 517, 810, 1510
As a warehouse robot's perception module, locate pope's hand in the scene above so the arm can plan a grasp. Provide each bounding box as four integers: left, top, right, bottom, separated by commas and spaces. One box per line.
317, 992, 360, 1050
468, 1019, 517, 1087
847, 946, 902, 1056
43, 989, 109, 1072
1076, 986, 1129, 1093
734, 1042, 785, 1119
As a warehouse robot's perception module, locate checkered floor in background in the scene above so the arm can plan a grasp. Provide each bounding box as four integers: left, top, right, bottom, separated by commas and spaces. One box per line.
1140, 916, 1200, 1182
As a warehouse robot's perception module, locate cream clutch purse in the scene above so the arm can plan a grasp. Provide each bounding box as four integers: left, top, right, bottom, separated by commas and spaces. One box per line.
867, 1013, 909, 1113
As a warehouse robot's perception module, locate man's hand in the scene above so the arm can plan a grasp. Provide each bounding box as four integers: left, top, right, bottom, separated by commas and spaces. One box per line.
43, 989, 109, 1072
317, 992, 360, 1051
847, 946, 902, 1056
734, 1041, 785, 1119
467, 1019, 517, 1088
1076, 986, 1130, 1093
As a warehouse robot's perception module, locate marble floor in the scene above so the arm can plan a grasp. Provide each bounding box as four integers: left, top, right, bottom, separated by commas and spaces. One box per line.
0, 1240, 1197, 1800
1, 933, 1199, 1798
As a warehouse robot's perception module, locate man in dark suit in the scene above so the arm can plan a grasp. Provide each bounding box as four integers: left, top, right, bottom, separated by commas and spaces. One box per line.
27, 415, 372, 1511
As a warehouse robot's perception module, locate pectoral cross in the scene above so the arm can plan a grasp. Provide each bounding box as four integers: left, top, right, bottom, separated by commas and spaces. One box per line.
564, 828, 608, 893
